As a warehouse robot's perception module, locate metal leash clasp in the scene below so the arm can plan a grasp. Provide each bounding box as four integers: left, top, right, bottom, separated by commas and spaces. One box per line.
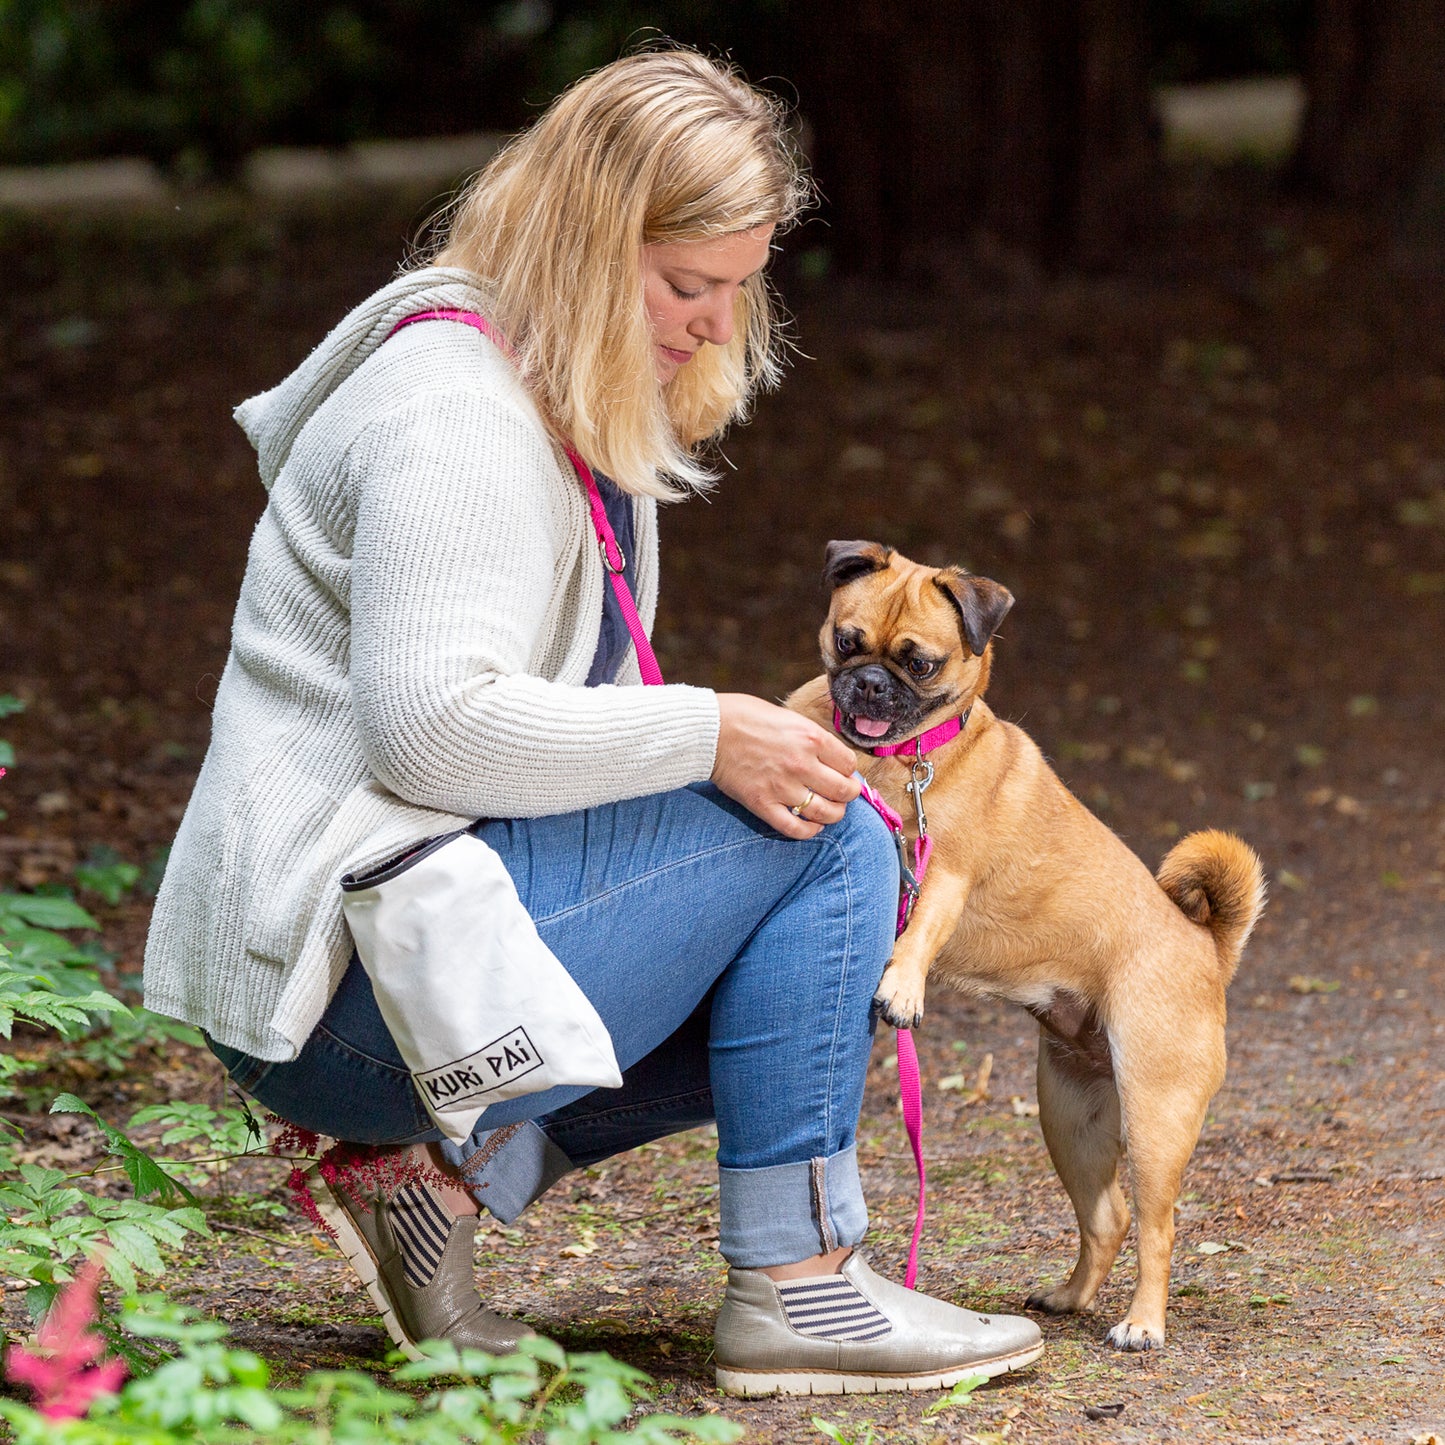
905, 758, 934, 839
599, 536, 626, 575
894, 833, 922, 928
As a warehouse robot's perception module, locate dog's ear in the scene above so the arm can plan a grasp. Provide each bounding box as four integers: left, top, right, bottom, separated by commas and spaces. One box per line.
934, 571, 1015, 656
823, 540, 894, 590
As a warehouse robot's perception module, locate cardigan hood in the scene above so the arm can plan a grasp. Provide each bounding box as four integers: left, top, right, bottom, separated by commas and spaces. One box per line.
235, 266, 490, 492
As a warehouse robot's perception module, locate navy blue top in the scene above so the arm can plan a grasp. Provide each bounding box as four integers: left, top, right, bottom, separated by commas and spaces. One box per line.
585, 473, 640, 686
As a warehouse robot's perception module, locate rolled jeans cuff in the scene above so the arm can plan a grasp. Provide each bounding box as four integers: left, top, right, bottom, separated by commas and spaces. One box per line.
718, 1144, 868, 1268
443, 1121, 574, 1224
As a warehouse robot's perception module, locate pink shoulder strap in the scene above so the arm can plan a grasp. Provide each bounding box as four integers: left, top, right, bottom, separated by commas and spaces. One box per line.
387, 309, 664, 686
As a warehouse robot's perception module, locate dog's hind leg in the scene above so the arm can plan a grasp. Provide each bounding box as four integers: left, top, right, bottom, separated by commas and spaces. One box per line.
1105, 1072, 1216, 1351
1026, 1030, 1129, 1319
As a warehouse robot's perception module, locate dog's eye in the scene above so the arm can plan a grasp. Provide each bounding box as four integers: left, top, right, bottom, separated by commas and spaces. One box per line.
834, 632, 857, 657
906, 657, 937, 679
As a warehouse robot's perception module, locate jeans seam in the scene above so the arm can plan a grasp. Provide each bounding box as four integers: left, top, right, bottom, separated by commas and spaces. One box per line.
543, 1086, 713, 1144
817, 827, 855, 1156
546, 1086, 714, 1132
313, 1022, 412, 1079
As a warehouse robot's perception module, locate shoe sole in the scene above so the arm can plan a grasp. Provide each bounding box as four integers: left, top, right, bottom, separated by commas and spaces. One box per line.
715, 1340, 1044, 1397
309, 1167, 425, 1362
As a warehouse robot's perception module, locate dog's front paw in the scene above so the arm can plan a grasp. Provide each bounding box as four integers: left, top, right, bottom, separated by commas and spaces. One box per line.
1104, 1317, 1164, 1351
873, 965, 925, 1030
1025, 1284, 1082, 1316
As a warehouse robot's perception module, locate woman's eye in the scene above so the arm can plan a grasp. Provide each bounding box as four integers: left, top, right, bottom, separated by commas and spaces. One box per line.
669, 281, 704, 300
907, 657, 936, 679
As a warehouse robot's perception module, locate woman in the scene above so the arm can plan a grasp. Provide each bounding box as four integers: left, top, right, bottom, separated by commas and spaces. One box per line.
144, 48, 1042, 1395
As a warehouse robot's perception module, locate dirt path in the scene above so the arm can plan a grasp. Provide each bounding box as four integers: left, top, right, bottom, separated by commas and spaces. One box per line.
1, 176, 1442, 1441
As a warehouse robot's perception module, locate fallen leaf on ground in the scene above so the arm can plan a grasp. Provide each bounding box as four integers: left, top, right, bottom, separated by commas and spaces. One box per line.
1289, 975, 1341, 994
560, 1226, 597, 1258
941, 1053, 993, 1105
1010, 1095, 1039, 1117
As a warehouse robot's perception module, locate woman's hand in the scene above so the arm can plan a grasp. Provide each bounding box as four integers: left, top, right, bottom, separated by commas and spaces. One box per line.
711, 693, 861, 839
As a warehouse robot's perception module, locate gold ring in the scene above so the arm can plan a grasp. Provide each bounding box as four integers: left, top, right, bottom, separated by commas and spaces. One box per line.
789, 788, 816, 818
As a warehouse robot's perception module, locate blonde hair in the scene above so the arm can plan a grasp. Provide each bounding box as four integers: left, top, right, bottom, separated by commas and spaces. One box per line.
429, 47, 810, 499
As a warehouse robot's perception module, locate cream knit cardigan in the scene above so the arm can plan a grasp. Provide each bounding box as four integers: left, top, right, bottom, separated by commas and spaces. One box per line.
143, 268, 721, 1062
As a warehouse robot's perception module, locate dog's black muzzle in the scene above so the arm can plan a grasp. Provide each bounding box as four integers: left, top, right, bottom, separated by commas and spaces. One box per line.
830, 662, 931, 735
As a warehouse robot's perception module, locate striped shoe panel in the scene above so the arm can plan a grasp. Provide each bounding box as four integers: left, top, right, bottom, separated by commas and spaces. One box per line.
389, 1182, 455, 1288
777, 1276, 892, 1342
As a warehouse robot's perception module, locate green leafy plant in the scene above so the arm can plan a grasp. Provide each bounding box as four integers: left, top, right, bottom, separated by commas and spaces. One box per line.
0, 831, 219, 1330
122, 1100, 263, 1185
1, 1297, 744, 1444
0, 894, 129, 1100
74, 847, 142, 906
0, 1160, 207, 1322
812, 1418, 883, 1445
923, 1372, 990, 1415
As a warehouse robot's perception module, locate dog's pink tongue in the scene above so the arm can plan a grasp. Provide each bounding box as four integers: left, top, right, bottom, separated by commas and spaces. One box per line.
852, 715, 891, 739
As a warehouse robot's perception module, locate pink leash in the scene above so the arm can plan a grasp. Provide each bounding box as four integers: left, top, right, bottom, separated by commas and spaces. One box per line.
859, 779, 931, 1288
389, 309, 928, 1284
854, 714, 969, 1286
387, 309, 664, 686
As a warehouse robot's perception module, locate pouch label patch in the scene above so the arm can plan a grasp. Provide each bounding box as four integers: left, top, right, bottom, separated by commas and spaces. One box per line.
415, 1027, 544, 1107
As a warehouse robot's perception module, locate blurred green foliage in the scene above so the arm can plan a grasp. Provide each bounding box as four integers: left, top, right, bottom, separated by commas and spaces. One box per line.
0, 0, 778, 172
0, 0, 1309, 171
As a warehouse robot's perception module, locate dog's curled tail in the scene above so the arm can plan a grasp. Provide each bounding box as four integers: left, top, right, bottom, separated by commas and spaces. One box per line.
1157, 830, 1266, 982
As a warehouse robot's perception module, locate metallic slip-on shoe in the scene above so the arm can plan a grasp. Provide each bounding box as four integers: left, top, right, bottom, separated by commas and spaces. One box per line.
713, 1250, 1043, 1396
310, 1166, 533, 1361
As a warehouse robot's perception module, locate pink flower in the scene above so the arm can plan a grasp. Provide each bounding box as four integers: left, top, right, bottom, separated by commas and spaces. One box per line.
4, 1259, 128, 1420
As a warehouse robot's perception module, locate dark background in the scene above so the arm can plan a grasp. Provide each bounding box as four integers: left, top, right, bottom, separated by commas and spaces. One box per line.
2, 1, 1442, 270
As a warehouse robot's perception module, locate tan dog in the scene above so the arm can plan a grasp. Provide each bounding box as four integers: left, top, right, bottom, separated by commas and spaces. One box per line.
787, 540, 1266, 1350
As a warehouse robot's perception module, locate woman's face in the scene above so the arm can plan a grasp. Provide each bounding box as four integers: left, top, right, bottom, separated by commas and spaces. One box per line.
641, 225, 775, 384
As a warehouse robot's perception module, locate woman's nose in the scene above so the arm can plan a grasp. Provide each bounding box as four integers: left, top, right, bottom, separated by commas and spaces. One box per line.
690, 292, 735, 348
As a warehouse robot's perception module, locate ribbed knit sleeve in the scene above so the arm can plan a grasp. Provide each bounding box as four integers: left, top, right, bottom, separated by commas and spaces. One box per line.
347, 387, 720, 818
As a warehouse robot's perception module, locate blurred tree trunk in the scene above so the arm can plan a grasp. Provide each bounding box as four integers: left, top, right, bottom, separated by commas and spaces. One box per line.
782, 0, 1158, 273
1293, 0, 1445, 205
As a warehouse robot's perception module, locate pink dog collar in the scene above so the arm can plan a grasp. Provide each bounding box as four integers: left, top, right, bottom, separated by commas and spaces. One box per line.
835, 708, 971, 759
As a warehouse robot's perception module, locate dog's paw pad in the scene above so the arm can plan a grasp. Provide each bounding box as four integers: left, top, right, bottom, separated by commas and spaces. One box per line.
1105, 1319, 1162, 1351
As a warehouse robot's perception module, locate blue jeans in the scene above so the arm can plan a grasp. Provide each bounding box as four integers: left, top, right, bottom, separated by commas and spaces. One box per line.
210, 783, 898, 1267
